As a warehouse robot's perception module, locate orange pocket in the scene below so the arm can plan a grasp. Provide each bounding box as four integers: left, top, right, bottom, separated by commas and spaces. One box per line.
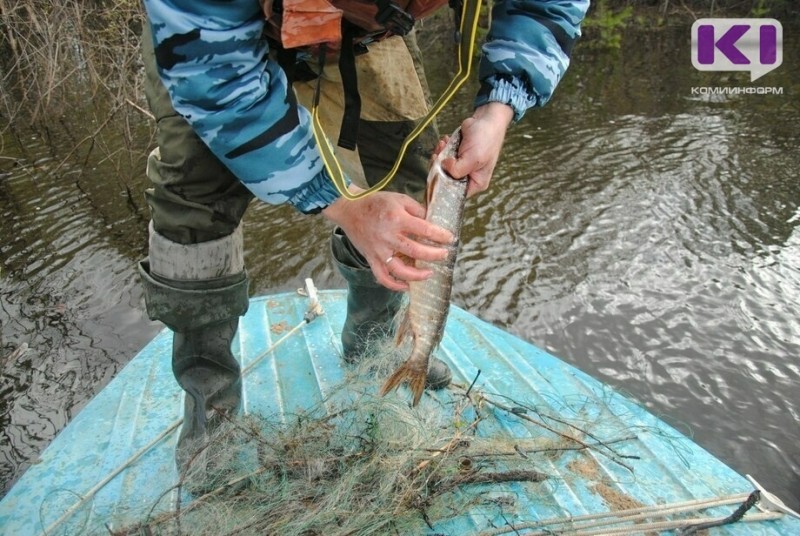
281, 0, 344, 48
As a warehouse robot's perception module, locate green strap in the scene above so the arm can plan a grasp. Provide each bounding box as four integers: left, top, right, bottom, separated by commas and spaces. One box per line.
310, 0, 483, 200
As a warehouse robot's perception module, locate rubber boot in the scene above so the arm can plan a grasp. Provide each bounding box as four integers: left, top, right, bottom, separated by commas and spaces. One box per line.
330, 227, 451, 390
138, 224, 249, 473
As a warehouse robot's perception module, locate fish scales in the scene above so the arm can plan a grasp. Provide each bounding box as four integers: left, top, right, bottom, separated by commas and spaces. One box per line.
379, 129, 467, 406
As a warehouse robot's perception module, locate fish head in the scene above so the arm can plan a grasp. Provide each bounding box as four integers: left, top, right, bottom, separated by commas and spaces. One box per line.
427, 127, 463, 191
433, 127, 462, 166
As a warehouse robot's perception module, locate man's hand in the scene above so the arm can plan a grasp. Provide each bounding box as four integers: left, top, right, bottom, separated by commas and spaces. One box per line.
441, 102, 514, 197
322, 102, 512, 290
322, 188, 454, 291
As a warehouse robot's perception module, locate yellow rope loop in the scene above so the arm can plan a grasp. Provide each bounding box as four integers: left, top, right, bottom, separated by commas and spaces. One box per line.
311, 0, 483, 200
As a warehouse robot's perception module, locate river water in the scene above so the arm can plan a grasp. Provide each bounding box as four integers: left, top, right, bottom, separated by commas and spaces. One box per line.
1, 24, 799, 512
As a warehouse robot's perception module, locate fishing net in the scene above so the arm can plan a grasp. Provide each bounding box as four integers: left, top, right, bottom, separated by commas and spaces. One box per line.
103, 340, 673, 536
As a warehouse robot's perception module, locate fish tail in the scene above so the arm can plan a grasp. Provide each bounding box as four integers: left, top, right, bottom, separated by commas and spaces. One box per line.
379, 361, 428, 406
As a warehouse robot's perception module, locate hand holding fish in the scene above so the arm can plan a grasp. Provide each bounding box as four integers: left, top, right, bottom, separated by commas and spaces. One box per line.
380, 129, 468, 405
322, 188, 454, 291
442, 102, 514, 197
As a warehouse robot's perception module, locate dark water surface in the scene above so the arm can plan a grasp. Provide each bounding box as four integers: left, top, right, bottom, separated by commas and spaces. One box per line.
2, 25, 799, 511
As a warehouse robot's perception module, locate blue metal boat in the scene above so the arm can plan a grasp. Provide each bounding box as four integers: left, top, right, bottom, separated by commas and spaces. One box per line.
1, 286, 798, 535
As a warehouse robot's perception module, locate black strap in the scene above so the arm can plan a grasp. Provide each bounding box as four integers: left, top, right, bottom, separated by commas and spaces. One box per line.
337, 22, 361, 151
309, 0, 482, 200
449, 0, 464, 42
313, 44, 327, 108
276, 46, 298, 83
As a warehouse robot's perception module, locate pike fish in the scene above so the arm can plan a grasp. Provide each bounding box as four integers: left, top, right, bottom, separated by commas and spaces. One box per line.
379, 128, 467, 406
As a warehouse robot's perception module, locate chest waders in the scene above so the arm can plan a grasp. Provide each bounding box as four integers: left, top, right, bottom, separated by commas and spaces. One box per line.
138, 4, 459, 481
139, 23, 253, 479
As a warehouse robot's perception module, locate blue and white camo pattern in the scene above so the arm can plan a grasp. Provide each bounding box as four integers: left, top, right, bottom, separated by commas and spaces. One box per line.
142, 0, 588, 213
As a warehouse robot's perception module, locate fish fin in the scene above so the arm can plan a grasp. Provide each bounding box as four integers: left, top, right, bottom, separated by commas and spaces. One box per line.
408, 371, 427, 407
426, 173, 437, 207
379, 362, 427, 407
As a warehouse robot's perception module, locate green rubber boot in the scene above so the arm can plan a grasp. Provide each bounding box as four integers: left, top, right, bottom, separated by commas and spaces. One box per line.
330, 227, 451, 390
139, 261, 249, 471
138, 223, 250, 475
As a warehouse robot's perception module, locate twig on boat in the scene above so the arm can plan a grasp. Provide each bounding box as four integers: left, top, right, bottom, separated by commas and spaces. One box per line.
483, 512, 784, 536
241, 315, 315, 376
465, 369, 481, 397
472, 392, 634, 473
450, 469, 547, 486
466, 435, 638, 459
42, 419, 182, 536
415, 469, 548, 523
677, 490, 760, 535
476, 491, 772, 536
498, 513, 522, 536
487, 391, 639, 461
513, 444, 528, 459
142, 483, 180, 531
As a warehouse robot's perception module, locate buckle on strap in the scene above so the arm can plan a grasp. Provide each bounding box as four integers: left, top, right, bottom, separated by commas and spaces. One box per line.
375, 0, 414, 36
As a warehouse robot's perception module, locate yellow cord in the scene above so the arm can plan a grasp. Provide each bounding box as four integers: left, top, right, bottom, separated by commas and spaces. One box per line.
310, 0, 483, 200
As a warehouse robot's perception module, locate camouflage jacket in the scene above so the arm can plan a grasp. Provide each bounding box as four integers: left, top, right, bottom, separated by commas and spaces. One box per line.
142, 0, 588, 213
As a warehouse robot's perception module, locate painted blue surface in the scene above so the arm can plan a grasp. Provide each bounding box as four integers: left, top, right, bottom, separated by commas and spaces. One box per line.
1, 290, 797, 535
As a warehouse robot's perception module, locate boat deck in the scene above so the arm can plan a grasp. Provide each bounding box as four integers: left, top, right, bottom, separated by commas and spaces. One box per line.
1, 288, 797, 535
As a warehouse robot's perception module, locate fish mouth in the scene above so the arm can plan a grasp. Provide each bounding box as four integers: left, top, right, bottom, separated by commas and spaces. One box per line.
431, 160, 461, 182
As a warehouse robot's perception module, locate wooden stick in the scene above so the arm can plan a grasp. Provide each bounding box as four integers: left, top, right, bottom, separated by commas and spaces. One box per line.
476, 393, 634, 473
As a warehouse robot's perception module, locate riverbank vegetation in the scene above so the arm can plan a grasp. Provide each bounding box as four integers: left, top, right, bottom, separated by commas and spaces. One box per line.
584, 0, 798, 48
597, 0, 797, 17
0, 0, 796, 143
0, 0, 149, 210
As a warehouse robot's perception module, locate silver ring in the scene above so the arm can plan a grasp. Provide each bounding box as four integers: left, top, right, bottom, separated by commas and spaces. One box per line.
385, 255, 395, 265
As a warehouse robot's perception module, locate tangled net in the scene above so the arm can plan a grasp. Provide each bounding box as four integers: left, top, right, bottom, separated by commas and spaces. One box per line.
104, 346, 652, 536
